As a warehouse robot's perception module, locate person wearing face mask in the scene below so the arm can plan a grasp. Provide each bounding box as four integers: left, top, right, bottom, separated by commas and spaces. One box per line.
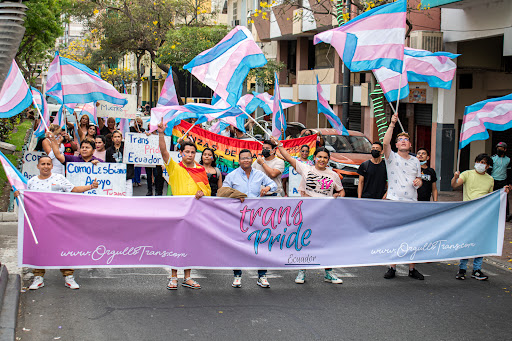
252, 140, 285, 196
382, 113, 424, 281
451, 153, 510, 281
357, 141, 387, 199
491, 142, 510, 220
416, 148, 438, 202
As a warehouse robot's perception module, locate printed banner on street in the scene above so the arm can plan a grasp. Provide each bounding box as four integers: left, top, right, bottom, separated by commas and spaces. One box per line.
96, 94, 137, 119
122, 132, 172, 166
22, 151, 44, 180
172, 121, 316, 174
19, 190, 506, 269
66, 162, 127, 196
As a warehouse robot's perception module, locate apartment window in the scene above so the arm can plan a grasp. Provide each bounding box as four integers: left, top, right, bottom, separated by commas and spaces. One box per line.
232, 2, 238, 21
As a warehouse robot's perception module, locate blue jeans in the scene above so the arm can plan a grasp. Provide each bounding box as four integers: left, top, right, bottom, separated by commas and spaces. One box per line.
459, 257, 483, 271
132, 167, 141, 184
233, 270, 266, 277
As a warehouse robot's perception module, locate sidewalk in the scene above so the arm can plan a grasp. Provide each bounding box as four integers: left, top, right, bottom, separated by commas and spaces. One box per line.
438, 190, 512, 270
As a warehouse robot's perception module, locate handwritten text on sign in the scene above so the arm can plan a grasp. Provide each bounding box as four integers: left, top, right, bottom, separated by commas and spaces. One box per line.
22, 151, 44, 180
288, 167, 302, 197
96, 94, 137, 119
123, 132, 171, 166
66, 162, 127, 196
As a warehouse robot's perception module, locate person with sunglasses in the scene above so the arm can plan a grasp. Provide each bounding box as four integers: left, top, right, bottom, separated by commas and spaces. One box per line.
251, 140, 285, 196
382, 113, 424, 280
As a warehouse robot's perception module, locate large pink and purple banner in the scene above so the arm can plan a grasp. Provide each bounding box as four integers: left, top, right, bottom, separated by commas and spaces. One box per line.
19, 190, 506, 269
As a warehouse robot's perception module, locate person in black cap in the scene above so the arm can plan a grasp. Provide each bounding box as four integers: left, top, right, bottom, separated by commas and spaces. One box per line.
491, 142, 510, 220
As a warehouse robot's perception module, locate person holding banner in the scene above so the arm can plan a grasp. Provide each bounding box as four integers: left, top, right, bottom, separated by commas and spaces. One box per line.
41, 124, 66, 176
49, 135, 101, 166
252, 140, 285, 196
130, 118, 145, 188
451, 153, 510, 281
15, 155, 99, 290
223, 149, 277, 288
382, 113, 424, 281
106, 131, 134, 196
416, 148, 438, 202
158, 120, 211, 290
272, 136, 345, 285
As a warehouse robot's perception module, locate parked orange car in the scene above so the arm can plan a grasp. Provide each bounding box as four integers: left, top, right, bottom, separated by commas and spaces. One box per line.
301, 128, 373, 196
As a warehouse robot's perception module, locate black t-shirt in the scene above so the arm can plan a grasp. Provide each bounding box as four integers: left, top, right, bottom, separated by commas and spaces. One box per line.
417, 167, 437, 201
105, 142, 134, 180
357, 159, 387, 199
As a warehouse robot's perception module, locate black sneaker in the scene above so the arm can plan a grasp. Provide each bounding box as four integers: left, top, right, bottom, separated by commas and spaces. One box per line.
471, 270, 488, 281
409, 268, 424, 280
384, 267, 396, 279
455, 269, 466, 280
146, 191, 153, 196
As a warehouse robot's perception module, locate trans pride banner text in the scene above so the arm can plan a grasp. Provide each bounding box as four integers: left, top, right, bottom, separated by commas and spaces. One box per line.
172, 121, 316, 174
19, 190, 506, 269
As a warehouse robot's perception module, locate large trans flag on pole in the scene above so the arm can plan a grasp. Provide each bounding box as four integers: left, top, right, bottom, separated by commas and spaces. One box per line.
46, 52, 127, 106
313, 0, 406, 73
459, 93, 512, 149
317, 76, 348, 136
184, 26, 267, 106
373, 48, 459, 102
0, 61, 32, 118
157, 67, 179, 107
271, 73, 286, 139
0, 150, 27, 191
31, 87, 50, 137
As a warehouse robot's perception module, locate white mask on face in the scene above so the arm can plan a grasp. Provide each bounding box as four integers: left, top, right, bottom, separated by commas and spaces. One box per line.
474, 163, 486, 173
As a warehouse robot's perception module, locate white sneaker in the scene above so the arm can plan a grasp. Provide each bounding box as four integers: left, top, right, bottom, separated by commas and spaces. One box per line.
64, 275, 80, 289
232, 276, 242, 288
295, 270, 306, 284
29, 276, 44, 290
324, 270, 343, 284
257, 276, 270, 288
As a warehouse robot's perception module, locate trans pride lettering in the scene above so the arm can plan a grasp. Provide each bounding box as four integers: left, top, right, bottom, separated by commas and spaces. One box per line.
239, 201, 312, 254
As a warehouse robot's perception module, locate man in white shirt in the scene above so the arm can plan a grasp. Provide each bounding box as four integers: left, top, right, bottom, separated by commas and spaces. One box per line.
15, 155, 98, 290
382, 113, 424, 280
252, 140, 285, 196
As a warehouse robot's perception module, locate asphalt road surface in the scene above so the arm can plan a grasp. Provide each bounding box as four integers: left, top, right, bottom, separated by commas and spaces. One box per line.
13, 179, 512, 341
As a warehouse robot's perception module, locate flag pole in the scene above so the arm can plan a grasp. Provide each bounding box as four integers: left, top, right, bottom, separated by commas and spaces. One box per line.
239, 108, 272, 137
456, 148, 461, 173
15, 194, 38, 245
387, 69, 406, 133
245, 132, 264, 145
32, 98, 49, 132
182, 122, 198, 138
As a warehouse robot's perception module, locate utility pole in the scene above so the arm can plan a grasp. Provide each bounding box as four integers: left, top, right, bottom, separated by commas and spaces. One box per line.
341, 0, 351, 128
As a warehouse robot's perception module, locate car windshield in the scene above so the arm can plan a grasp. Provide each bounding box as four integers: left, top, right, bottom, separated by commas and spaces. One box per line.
322, 135, 372, 154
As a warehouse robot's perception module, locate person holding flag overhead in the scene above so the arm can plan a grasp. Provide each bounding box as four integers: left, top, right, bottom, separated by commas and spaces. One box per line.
15, 155, 99, 290
382, 113, 424, 281
271, 136, 345, 285
157, 119, 211, 290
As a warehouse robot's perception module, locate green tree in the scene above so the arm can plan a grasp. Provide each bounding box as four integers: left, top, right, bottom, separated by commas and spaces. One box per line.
248, 59, 286, 91
15, 0, 72, 85
156, 25, 230, 69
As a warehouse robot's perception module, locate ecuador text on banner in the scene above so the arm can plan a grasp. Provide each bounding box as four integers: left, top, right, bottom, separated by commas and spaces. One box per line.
19, 190, 506, 269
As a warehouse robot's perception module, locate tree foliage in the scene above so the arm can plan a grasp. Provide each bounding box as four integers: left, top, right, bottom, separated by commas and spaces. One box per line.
156, 25, 230, 69
248, 59, 286, 91
16, 0, 72, 85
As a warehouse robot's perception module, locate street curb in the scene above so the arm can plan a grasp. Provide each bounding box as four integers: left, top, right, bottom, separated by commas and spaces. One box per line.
0, 266, 20, 341
485, 257, 512, 272
0, 266, 7, 307
0, 213, 17, 222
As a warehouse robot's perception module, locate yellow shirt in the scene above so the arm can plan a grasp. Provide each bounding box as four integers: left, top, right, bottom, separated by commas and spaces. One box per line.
164, 158, 211, 196
459, 169, 494, 201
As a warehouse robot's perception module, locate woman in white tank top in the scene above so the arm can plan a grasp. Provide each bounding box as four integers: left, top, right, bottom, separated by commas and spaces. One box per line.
42, 124, 66, 175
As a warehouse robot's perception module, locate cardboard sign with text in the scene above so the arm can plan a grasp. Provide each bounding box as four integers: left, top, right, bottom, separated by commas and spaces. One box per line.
96, 94, 137, 119
22, 151, 44, 180
66, 162, 127, 196
122, 132, 172, 166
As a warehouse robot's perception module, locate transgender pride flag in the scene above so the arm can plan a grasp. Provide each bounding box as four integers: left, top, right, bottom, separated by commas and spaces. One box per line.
31, 87, 50, 137
373, 48, 459, 102
317, 76, 348, 136
184, 26, 267, 106
313, 0, 406, 73
0, 150, 27, 191
157, 67, 179, 107
459, 93, 512, 149
46, 52, 127, 106
272, 73, 286, 139
0, 61, 32, 118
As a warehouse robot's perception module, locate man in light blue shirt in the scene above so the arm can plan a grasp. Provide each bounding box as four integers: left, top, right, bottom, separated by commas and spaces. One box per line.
222, 149, 277, 288
491, 142, 510, 220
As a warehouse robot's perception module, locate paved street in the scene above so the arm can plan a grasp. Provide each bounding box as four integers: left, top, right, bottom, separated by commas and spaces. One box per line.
3, 181, 511, 340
